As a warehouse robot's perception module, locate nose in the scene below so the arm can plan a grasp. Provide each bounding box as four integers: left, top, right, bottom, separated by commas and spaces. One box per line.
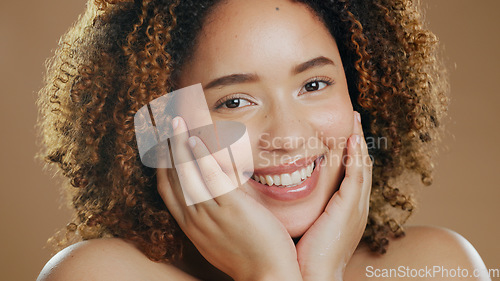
257, 102, 310, 153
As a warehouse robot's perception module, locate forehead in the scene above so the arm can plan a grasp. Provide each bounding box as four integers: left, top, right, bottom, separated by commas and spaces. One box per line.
186, 0, 340, 75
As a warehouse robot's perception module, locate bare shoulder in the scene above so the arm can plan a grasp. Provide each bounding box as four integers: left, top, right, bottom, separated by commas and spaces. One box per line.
347, 225, 490, 280
387, 225, 487, 269
37, 238, 198, 281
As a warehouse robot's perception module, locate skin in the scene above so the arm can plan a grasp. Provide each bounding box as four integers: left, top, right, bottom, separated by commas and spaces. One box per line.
37, 0, 490, 280
176, 0, 353, 240
166, 0, 368, 279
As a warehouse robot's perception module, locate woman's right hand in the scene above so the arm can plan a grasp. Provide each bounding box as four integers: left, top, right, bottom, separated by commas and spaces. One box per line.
156, 116, 303, 281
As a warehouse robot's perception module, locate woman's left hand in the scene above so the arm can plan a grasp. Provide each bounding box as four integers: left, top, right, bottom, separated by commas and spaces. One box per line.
295, 111, 372, 281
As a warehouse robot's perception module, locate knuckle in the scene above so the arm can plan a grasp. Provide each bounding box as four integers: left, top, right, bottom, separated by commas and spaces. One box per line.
344, 171, 364, 184
364, 157, 373, 172
183, 221, 197, 234
203, 169, 219, 184
363, 155, 373, 166
356, 174, 365, 184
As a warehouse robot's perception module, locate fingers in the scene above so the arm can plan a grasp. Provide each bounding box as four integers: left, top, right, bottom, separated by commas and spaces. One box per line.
329, 111, 371, 214
157, 114, 242, 222
342, 124, 364, 203
187, 136, 238, 201
171, 116, 213, 206
354, 112, 371, 169
157, 167, 185, 221
354, 112, 372, 209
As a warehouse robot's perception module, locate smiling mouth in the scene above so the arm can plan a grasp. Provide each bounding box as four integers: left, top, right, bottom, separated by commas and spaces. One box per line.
250, 155, 323, 187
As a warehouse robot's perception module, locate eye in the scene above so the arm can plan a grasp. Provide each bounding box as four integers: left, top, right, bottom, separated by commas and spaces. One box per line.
299, 77, 334, 95
304, 81, 326, 91
222, 98, 252, 109
214, 94, 255, 110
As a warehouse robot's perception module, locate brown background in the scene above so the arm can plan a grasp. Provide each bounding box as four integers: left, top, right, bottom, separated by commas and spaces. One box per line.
0, 1, 498, 280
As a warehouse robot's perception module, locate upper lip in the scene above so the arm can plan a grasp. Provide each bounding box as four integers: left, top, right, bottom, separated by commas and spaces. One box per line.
252, 154, 322, 175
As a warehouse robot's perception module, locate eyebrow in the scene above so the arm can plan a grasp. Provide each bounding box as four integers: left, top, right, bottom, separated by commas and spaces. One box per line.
292, 56, 335, 75
203, 56, 335, 90
204, 73, 259, 90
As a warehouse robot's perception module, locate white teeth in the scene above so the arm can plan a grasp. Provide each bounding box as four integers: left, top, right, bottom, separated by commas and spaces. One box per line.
300, 168, 307, 180
273, 175, 281, 185
265, 175, 274, 186
253, 161, 317, 187
307, 163, 313, 176
291, 171, 301, 183
281, 174, 292, 185
259, 175, 266, 184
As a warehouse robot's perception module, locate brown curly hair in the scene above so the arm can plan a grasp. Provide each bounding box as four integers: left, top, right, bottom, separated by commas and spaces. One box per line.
36, 0, 448, 262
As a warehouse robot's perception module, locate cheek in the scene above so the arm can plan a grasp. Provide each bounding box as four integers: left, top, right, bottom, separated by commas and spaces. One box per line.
310, 104, 353, 151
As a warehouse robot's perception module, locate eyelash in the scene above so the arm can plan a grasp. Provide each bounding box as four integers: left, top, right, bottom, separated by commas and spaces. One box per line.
213, 76, 335, 110
299, 76, 335, 95
214, 93, 254, 110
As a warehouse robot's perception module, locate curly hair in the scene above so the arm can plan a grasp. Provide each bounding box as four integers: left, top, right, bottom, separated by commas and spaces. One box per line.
36, 0, 448, 262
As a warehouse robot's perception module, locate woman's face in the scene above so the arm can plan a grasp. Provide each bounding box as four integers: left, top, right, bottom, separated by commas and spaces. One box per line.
177, 0, 354, 237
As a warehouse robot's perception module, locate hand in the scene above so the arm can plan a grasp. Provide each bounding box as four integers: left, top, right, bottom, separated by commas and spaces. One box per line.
157, 116, 303, 281
295, 111, 372, 281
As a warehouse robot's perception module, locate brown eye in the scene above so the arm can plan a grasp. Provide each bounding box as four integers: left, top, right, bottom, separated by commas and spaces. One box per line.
215, 96, 254, 110
305, 81, 321, 91
225, 98, 241, 108
299, 79, 332, 95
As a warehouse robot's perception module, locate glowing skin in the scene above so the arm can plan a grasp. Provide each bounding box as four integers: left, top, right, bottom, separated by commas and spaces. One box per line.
35, 2, 489, 281
178, 0, 354, 238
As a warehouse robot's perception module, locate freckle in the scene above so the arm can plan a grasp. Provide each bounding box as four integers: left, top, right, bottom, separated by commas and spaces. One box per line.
265, 115, 268, 118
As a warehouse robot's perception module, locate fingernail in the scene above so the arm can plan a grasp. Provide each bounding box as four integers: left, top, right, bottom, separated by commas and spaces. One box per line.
172, 117, 179, 130
188, 137, 197, 148
356, 112, 361, 123
350, 135, 360, 147
355, 134, 361, 145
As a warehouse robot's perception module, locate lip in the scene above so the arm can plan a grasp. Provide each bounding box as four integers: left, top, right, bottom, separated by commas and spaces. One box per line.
248, 155, 324, 201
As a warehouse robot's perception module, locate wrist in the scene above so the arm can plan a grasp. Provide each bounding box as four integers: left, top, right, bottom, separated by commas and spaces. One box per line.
255, 272, 303, 281
300, 262, 344, 281
302, 273, 343, 281
236, 263, 303, 281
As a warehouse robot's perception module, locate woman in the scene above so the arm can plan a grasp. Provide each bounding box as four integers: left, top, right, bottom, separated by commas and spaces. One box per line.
36, 0, 489, 280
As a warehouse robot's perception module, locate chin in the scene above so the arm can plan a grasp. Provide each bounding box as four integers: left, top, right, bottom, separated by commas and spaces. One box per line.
272, 203, 326, 238
246, 157, 343, 239
286, 220, 315, 238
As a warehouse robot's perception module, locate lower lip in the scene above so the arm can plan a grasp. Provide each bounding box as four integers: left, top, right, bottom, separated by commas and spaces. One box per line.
248, 156, 323, 201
